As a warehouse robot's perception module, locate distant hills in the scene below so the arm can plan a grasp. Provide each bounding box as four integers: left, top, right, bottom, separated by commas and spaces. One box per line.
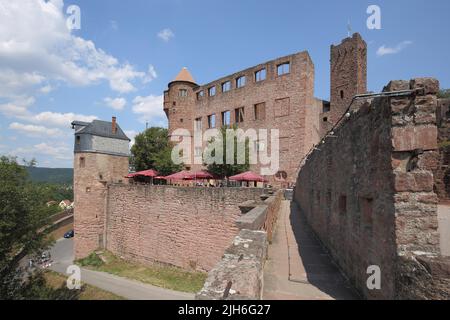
26, 167, 73, 185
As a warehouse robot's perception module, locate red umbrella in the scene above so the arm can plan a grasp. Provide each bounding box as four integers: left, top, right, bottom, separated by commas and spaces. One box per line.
126, 169, 159, 178
163, 170, 192, 181
185, 170, 218, 180
229, 171, 268, 182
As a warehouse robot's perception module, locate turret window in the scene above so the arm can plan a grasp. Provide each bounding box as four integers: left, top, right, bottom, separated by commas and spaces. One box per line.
179, 89, 188, 97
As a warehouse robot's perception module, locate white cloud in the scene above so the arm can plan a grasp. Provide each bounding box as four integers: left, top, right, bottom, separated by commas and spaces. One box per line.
30, 111, 98, 128
0, 96, 35, 118
39, 85, 54, 94
376, 41, 413, 57
9, 122, 64, 137
10, 142, 72, 161
104, 97, 126, 111
144, 65, 158, 83
124, 130, 138, 147
131, 95, 167, 126
0, 0, 148, 101
157, 28, 174, 42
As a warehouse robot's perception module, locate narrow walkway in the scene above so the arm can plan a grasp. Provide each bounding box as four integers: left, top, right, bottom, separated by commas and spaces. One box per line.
263, 200, 357, 300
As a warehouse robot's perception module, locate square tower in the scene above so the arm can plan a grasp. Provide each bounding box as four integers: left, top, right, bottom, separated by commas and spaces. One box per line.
329, 33, 367, 125
72, 117, 130, 259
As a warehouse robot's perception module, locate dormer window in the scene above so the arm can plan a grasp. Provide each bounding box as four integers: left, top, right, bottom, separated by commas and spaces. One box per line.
76, 136, 81, 145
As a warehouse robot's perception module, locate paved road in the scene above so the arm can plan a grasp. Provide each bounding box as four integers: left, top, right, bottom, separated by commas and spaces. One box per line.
49, 238, 194, 300
263, 200, 358, 300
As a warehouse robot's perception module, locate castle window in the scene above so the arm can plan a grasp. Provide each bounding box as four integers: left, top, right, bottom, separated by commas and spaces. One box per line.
236, 76, 246, 88
222, 81, 231, 93
361, 197, 374, 233
197, 90, 204, 100
179, 89, 188, 97
340, 90, 344, 99
76, 136, 81, 145
255, 69, 266, 82
222, 111, 231, 127
277, 62, 290, 76
79, 157, 85, 168
254, 102, 266, 120
195, 117, 202, 131
339, 195, 347, 215
323, 117, 328, 122
208, 86, 216, 97
235, 107, 245, 124
208, 114, 216, 128
323, 102, 331, 113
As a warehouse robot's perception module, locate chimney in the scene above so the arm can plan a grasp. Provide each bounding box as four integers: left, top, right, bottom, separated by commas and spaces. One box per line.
112, 116, 117, 134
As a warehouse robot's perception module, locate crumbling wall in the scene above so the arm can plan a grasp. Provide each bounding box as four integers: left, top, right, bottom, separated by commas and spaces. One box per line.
197, 191, 283, 300
105, 185, 264, 272
294, 78, 448, 299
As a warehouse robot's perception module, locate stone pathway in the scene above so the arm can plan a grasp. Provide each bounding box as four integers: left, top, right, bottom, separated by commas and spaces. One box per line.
263, 200, 358, 300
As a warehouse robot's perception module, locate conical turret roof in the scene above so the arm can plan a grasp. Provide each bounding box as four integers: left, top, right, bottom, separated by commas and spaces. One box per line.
172, 67, 196, 84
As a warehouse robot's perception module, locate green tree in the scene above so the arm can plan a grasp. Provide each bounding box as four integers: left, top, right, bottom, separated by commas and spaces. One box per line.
130, 127, 183, 176
205, 126, 250, 179
0, 156, 54, 299
438, 89, 450, 99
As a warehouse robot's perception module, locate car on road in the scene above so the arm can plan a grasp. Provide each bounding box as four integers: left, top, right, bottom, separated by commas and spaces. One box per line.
64, 230, 74, 238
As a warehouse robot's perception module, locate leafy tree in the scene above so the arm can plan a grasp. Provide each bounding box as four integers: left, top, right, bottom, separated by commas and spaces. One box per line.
0, 156, 54, 299
205, 126, 250, 179
130, 127, 183, 176
438, 89, 450, 99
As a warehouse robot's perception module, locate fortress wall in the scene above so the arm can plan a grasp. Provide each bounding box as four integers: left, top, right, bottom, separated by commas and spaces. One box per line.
164, 52, 318, 186
294, 78, 445, 299
104, 185, 265, 272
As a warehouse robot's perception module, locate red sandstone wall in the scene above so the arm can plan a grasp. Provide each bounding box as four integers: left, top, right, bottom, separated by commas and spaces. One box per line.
294, 78, 441, 299
73, 152, 129, 259
164, 52, 318, 185
105, 185, 264, 271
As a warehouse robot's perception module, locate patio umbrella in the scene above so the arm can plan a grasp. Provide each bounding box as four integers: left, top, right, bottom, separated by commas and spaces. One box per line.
229, 171, 268, 183
163, 170, 192, 181
185, 170, 218, 180
125, 169, 159, 178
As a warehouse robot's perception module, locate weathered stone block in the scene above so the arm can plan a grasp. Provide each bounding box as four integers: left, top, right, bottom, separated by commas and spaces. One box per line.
392, 125, 437, 151
410, 78, 440, 95
394, 171, 434, 192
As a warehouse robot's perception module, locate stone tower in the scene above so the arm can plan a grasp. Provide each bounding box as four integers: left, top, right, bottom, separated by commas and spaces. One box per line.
163, 67, 198, 169
71, 117, 130, 259
329, 33, 367, 125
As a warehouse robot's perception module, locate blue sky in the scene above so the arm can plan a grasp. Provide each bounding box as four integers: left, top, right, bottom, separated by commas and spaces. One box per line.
0, 0, 449, 168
